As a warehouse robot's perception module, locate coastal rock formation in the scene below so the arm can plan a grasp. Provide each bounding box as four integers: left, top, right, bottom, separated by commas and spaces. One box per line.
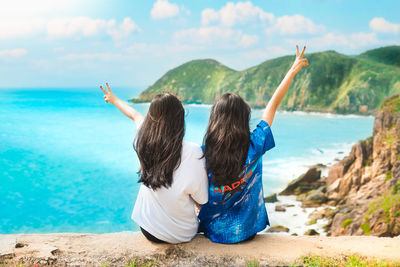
327, 95, 400, 237
280, 167, 322, 196
279, 167, 328, 207
282, 94, 400, 237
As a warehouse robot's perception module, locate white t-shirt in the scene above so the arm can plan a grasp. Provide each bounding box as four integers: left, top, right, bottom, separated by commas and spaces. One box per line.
131, 139, 208, 244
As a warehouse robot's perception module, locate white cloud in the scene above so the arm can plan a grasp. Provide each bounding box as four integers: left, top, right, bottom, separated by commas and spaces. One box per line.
0, 0, 75, 19
370, 17, 400, 34
53, 47, 65, 52
0, 18, 45, 39
0, 16, 139, 40
174, 26, 235, 44
287, 32, 378, 50
60, 53, 122, 61
126, 43, 150, 52
151, 0, 180, 20
173, 26, 260, 49
181, 6, 191, 16
47, 17, 113, 38
200, 3, 323, 38
0, 49, 27, 57
266, 15, 325, 35
46, 16, 139, 39
201, 8, 220, 25
59, 42, 202, 62
201, 1, 274, 27
124, 42, 202, 58
240, 46, 291, 59
165, 44, 201, 53
238, 34, 259, 48
350, 32, 378, 47
107, 17, 140, 40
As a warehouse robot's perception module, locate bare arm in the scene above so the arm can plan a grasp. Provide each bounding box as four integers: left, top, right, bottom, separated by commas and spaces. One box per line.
100, 83, 144, 125
190, 196, 202, 215
262, 45, 309, 126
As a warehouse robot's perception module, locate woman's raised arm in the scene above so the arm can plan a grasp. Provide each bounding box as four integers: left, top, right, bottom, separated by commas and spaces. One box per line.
100, 83, 144, 126
261, 45, 308, 126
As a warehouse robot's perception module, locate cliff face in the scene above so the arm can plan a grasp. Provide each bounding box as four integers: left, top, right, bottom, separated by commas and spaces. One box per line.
325, 94, 400, 237
280, 94, 400, 237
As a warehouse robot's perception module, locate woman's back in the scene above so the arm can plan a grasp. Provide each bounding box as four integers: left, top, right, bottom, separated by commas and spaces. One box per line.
199, 120, 274, 244
99, 87, 209, 244
199, 45, 308, 244
133, 140, 208, 243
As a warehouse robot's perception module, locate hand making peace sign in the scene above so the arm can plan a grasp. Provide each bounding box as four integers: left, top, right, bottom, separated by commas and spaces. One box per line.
100, 83, 117, 105
290, 45, 308, 75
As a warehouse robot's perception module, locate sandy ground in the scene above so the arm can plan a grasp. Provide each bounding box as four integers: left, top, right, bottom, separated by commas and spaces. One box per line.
1, 232, 400, 266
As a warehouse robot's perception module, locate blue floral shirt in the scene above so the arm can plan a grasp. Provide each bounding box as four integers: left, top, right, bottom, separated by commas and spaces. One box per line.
198, 120, 275, 244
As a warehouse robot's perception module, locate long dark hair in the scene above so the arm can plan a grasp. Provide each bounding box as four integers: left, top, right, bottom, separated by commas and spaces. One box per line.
203, 93, 251, 187
134, 93, 185, 190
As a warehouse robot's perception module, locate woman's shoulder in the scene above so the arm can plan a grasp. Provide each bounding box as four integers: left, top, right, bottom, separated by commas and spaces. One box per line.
181, 140, 203, 160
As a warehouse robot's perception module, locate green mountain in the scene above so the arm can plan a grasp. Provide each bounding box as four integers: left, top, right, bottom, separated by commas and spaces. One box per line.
359, 46, 400, 68
132, 46, 400, 114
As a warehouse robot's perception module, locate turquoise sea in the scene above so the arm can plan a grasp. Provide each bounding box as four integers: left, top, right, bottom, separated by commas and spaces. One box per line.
0, 88, 374, 234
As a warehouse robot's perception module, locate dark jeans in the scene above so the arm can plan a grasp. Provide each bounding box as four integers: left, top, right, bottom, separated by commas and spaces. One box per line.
141, 227, 255, 244
242, 234, 256, 242
140, 227, 167, 244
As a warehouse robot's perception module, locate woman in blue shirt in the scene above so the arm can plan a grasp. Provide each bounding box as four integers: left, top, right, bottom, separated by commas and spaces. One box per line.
199, 46, 308, 244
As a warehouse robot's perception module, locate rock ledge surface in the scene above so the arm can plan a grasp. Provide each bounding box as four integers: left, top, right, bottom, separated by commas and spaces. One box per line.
1, 232, 400, 266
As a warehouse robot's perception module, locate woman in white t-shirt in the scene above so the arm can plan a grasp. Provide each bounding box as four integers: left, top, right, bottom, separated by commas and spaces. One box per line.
100, 83, 208, 244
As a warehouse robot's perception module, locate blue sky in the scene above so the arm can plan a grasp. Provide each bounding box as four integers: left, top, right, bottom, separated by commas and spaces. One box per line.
0, 0, 399, 89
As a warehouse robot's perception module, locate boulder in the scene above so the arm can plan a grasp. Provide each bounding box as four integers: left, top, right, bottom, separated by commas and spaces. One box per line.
306, 187, 327, 202
390, 217, 400, 236
300, 167, 322, 183
275, 205, 286, 212
264, 193, 278, 203
280, 167, 321, 195
303, 190, 328, 207
372, 220, 391, 237
304, 229, 319, 236
267, 225, 289, 233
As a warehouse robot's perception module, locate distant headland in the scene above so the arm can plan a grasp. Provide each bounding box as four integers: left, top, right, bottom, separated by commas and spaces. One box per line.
130, 46, 400, 115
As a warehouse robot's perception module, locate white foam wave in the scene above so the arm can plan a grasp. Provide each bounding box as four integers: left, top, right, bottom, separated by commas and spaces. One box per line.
265, 195, 332, 236
184, 103, 213, 108
275, 110, 373, 119
262, 142, 354, 194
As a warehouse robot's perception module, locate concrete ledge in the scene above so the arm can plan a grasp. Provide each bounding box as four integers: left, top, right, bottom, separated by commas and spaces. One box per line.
1, 232, 399, 266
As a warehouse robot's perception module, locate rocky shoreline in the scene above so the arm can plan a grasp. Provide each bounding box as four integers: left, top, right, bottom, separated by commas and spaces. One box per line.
265, 94, 400, 237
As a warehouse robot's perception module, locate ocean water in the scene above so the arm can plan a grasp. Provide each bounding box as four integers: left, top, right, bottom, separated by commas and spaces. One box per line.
0, 88, 374, 234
